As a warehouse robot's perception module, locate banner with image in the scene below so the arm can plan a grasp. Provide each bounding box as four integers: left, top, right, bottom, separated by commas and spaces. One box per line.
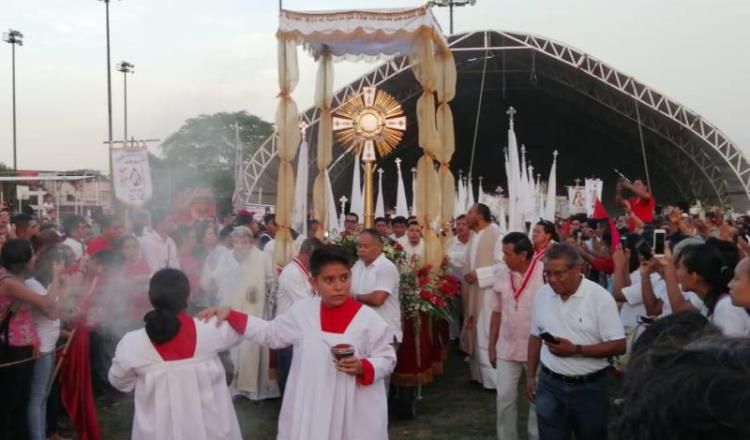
112, 147, 153, 207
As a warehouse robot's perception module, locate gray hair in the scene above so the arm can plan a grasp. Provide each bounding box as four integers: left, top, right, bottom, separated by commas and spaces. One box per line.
544, 243, 584, 267
299, 237, 323, 255
229, 226, 254, 240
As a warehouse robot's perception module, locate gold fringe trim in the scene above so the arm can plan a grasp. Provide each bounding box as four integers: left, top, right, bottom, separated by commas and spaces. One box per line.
391, 368, 434, 387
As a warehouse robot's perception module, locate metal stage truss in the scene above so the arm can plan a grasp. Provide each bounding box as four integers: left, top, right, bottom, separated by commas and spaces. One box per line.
235, 30, 750, 211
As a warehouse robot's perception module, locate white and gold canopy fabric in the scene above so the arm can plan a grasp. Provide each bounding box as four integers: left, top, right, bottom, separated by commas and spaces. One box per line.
278, 6, 448, 61
274, 4, 456, 268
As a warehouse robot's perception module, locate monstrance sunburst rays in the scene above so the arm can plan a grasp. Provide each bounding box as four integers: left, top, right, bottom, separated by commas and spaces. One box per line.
332, 86, 406, 161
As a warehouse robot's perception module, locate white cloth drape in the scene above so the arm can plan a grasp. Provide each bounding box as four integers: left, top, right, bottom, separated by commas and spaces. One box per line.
292, 139, 309, 235
375, 169, 385, 218
350, 155, 364, 220
395, 161, 410, 218
544, 151, 558, 222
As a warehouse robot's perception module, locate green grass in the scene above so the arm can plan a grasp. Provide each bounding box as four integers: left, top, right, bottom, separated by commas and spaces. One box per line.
98, 346, 538, 439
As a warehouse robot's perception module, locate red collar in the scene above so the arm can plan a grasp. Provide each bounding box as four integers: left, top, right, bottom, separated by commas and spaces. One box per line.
320, 297, 361, 334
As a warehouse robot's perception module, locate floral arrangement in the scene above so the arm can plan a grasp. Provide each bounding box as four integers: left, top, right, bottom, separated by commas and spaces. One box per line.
333, 235, 359, 263
398, 260, 460, 322
333, 235, 459, 322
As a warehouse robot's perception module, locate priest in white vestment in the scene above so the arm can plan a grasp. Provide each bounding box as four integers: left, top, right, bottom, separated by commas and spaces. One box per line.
461, 203, 503, 389
109, 268, 251, 440
199, 244, 396, 440
206, 226, 279, 399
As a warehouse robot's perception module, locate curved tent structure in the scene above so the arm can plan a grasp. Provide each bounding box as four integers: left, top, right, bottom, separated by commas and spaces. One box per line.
236, 30, 750, 213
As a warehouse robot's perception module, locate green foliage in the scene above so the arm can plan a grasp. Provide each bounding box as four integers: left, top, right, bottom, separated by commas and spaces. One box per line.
152, 111, 274, 204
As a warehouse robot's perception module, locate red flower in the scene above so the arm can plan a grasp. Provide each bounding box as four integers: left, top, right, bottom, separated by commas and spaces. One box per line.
438, 281, 458, 298
395, 243, 403, 251
442, 274, 460, 284
419, 289, 432, 300
417, 275, 431, 287
416, 264, 432, 277
435, 297, 447, 308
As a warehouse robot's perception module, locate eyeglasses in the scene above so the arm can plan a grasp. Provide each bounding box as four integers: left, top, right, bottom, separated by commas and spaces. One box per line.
543, 266, 575, 279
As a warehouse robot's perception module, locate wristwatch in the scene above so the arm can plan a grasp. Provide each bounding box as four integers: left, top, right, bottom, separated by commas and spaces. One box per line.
575, 344, 583, 356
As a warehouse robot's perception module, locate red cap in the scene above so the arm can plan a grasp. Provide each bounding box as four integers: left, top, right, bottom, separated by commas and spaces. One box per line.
238, 210, 255, 216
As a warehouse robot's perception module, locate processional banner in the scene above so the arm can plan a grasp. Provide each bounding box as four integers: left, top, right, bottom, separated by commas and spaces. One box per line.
111, 146, 153, 207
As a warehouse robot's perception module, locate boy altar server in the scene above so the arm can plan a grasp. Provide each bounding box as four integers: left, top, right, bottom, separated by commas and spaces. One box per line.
201, 244, 396, 440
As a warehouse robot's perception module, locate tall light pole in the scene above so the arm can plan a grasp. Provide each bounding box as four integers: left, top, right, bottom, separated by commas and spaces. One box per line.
116, 61, 134, 144
428, 0, 477, 35
3, 29, 23, 171
99, 0, 119, 186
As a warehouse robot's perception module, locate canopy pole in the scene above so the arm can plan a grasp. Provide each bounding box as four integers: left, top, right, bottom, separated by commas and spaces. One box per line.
634, 99, 652, 190
468, 44, 488, 177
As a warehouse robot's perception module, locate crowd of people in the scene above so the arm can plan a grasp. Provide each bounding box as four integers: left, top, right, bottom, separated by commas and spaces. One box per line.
1, 177, 750, 440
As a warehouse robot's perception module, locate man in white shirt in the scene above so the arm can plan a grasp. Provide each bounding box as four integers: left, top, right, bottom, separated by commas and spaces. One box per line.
139, 209, 180, 275
388, 216, 407, 242
527, 243, 625, 440
447, 214, 471, 339
274, 237, 323, 393
258, 213, 276, 251
61, 214, 88, 261
351, 230, 401, 346
397, 220, 424, 263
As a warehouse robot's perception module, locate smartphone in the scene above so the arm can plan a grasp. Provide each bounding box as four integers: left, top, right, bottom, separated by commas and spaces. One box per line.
539, 332, 559, 344
620, 236, 627, 250
653, 229, 666, 258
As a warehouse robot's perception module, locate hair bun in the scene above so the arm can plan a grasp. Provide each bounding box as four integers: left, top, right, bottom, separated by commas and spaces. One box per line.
144, 309, 181, 344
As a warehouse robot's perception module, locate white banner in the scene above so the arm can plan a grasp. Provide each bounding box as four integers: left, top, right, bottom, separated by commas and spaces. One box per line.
112, 147, 153, 207
568, 186, 586, 215
584, 179, 603, 217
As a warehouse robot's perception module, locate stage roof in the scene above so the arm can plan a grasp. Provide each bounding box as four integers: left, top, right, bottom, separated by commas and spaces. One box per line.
237, 30, 750, 212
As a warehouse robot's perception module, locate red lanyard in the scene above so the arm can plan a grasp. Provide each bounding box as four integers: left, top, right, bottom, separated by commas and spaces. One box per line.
293, 258, 313, 290
510, 245, 547, 301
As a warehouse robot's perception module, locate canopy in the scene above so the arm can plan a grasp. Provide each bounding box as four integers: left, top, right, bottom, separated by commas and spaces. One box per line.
0, 175, 94, 182
278, 6, 448, 61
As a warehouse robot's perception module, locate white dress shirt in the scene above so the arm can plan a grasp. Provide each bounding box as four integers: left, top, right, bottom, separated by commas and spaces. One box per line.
447, 235, 470, 275
531, 277, 625, 376
62, 237, 85, 261
276, 259, 314, 315
139, 230, 180, 276
397, 236, 424, 262
712, 295, 750, 337
351, 253, 402, 343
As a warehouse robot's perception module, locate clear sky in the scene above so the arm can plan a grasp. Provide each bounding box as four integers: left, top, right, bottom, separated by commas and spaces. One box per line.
2, 0, 749, 173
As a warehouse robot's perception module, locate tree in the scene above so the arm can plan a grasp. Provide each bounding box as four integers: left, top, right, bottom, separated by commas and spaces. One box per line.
153, 111, 274, 204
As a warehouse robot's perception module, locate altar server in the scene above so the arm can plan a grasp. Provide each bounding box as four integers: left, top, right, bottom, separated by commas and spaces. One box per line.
201, 245, 397, 440
108, 269, 250, 440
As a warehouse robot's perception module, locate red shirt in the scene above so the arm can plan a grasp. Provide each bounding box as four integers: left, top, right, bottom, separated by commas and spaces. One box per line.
86, 235, 112, 256
627, 195, 655, 230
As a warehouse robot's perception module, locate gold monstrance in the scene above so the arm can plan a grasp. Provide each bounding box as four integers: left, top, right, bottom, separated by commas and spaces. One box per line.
333, 86, 406, 228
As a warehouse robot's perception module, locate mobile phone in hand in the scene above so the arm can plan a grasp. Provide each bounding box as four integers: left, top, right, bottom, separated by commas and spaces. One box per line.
539, 332, 559, 344
653, 229, 666, 258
